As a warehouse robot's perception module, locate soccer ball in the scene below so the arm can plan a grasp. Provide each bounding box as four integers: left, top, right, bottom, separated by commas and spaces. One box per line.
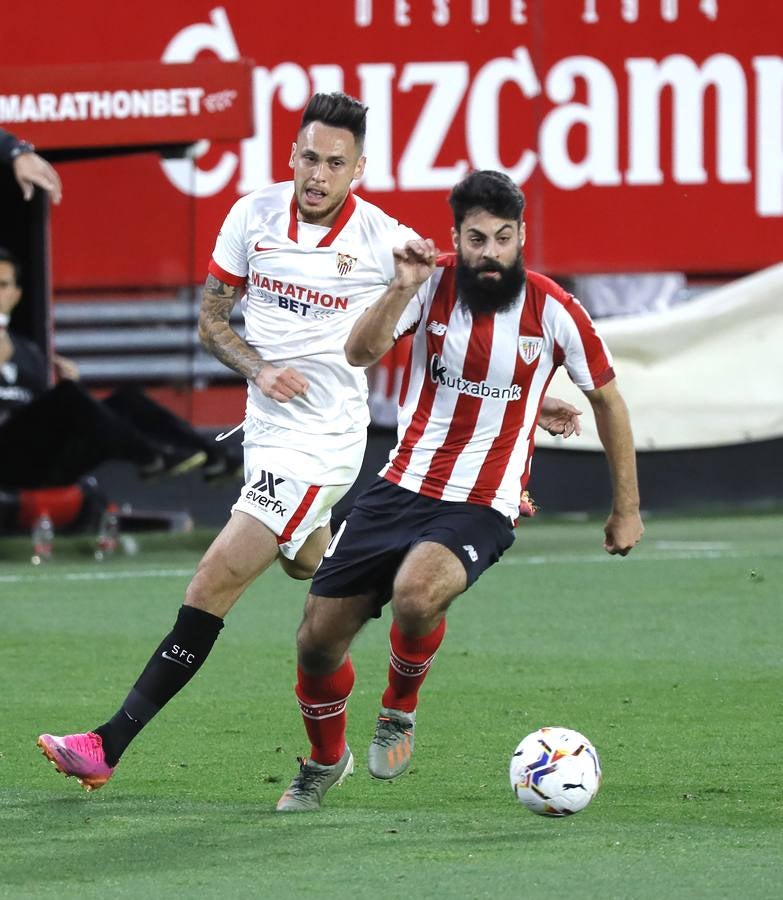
509, 726, 602, 817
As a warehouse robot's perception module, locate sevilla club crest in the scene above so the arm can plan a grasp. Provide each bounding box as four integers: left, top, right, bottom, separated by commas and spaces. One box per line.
336, 252, 357, 276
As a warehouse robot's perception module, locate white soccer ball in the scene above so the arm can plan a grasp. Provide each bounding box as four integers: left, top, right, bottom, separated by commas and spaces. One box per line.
509, 726, 602, 817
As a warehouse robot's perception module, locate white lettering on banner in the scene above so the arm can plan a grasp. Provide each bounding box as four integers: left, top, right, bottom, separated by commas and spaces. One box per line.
434, 0, 450, 26
355, 0, 716, 26
0, 88, 205, 123
238, 64, 310, 195
753, 57, 783, 217
359, 63, 396, 190
626, 55, 750, 186
158, 8, 780, 217
511, 1, 528, 24
398, 62, 470, 189
395, 0, 411, 27
160, 6, 240, 198
701, 0, 719, 18
203, 90, 237, 112
540, 55, 621, 190
473, 0, 489, 26
466, 48, 539, 183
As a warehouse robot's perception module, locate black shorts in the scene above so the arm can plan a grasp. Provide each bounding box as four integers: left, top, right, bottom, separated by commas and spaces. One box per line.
312, 477, 516, 607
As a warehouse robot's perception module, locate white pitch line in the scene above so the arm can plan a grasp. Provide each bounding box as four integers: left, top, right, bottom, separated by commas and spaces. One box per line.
0, 568, 192, 584
503, 549, 777, 565
0, 547, 777, 584
652, 541, 734, 550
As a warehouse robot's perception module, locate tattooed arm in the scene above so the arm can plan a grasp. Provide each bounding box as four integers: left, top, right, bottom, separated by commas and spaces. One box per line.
198, 274, 309, 403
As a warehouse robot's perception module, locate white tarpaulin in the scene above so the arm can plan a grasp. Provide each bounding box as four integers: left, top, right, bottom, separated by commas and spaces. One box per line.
536, 263, 783, 452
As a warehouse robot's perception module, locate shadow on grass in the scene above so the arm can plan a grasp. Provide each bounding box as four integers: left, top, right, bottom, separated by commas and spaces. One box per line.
1, 788, 555, 889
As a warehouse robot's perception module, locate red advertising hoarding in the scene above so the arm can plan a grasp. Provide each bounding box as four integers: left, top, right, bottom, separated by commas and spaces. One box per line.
0, 60, 253, 149
2, 0, 781, 289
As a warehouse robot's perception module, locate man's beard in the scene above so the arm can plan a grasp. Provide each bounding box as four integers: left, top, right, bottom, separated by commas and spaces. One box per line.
455, 251, 526, 316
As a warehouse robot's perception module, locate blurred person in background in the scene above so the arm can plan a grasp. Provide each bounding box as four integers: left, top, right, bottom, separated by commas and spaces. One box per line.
0, 246, 235, 497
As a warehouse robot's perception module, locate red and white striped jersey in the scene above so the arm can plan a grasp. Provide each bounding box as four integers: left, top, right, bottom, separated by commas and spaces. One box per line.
381, 257, 615, 520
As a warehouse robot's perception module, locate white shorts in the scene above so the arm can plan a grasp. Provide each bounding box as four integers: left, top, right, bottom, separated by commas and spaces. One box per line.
231, 418, 366, 559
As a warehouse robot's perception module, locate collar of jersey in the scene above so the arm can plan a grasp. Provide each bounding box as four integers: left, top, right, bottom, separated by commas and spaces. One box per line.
288, 191, 357, 247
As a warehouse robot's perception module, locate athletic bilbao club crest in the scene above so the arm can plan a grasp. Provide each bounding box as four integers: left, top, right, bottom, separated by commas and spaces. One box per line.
336, 252, 357, 276
518, 336, 543, 364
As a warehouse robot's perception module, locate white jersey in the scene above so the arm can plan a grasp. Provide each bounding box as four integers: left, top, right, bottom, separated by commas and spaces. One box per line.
382, 259, 615, 521
209, 181, 418, 435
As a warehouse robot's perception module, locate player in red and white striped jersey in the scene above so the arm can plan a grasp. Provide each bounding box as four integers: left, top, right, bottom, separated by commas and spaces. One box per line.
382, 258, 613, 519
278, 170, 643, 810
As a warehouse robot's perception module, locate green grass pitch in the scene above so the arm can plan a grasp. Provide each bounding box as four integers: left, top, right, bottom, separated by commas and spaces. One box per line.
1, 512, 781, 898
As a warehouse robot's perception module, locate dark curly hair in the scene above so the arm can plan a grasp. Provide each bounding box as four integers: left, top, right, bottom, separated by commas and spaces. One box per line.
300, 92, 368, 149
448, 170, 525, 231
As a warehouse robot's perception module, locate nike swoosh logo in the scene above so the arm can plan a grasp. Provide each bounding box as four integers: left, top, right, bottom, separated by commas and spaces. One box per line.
161, 651, 191, 668
254, 242, 275, 252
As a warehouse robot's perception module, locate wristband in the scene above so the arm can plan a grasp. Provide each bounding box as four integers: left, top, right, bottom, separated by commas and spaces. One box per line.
9, 140, 35, 160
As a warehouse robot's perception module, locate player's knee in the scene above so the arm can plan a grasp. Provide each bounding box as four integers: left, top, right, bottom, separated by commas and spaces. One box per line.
279, 555, 318, 580
296, 622, 341, 673
184, 568, 211, 609
392, 578, 446, 628
184, 557, 243, 613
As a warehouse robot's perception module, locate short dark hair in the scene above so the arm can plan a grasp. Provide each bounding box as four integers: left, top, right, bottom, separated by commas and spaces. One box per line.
0, 246, 21, 285
448, 170, 525, 231
299, 92, 368, 148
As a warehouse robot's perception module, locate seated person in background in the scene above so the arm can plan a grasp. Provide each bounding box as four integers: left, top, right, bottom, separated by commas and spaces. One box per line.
0, 246, 240, 491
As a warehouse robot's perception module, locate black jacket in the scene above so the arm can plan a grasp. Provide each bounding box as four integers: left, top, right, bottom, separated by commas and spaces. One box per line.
0, 332, 47, 426
0, 127, 25, 165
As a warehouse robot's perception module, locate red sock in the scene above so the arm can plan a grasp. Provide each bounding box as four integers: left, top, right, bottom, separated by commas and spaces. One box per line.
295, 657, 354, 765
381, 618, 446, 713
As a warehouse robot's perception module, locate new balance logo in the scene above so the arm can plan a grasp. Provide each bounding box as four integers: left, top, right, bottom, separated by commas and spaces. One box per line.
427, 320, 447, 335
463, 544, 479, 562
245, 469, 288, 515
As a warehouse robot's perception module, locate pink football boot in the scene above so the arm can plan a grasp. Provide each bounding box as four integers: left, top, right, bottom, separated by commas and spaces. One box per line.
37, 732, 115, 791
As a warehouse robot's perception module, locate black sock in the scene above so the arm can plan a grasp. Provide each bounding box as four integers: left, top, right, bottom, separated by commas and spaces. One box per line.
95, 605, 224, 766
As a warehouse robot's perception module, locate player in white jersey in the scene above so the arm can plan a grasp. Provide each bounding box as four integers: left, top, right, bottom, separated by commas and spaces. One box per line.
34, 92, 424, 791
209, 179, 420, 560
277, 170, 644, 811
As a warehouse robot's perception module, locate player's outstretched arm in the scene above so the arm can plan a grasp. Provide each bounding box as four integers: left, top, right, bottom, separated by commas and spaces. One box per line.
199, 274, 308, 402
584, 380, 644, 556
345, 238, 438, 367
